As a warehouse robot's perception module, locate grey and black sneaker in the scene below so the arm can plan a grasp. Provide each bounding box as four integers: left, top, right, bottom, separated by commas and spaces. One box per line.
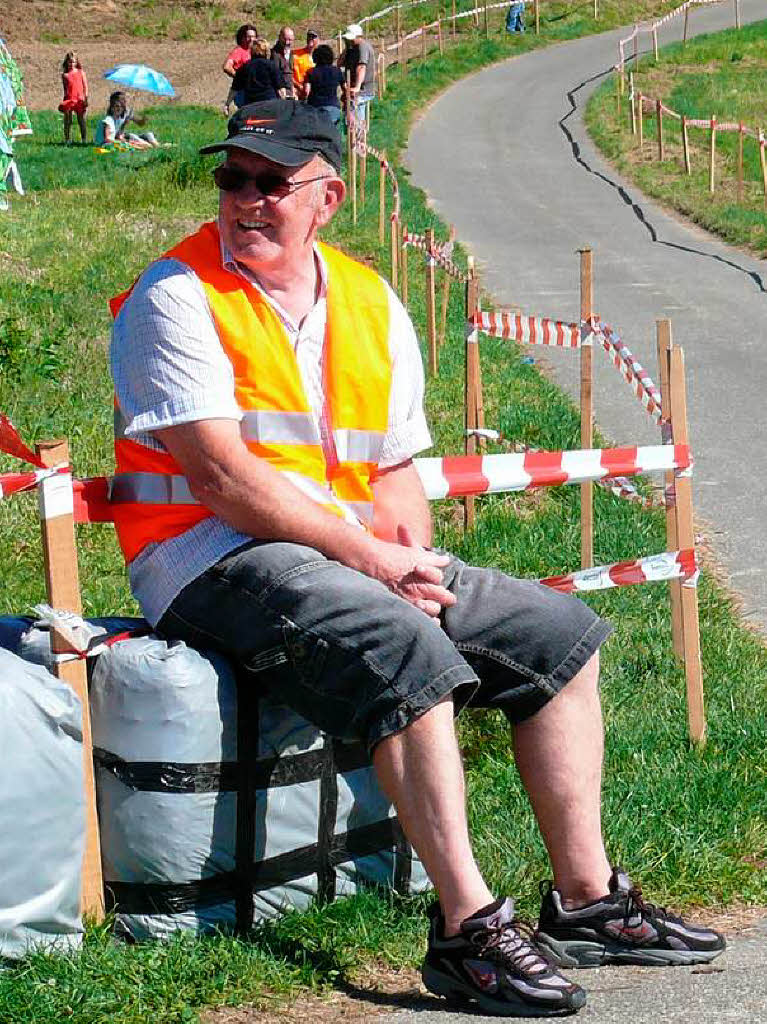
422, 897, 586, 1017
535, 867, 726, 969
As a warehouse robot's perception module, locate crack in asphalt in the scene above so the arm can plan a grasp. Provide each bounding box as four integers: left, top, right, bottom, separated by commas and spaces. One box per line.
557, 56, 767, 294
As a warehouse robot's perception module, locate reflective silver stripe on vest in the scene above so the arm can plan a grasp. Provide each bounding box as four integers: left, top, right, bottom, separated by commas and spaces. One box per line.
107, 470, 367, 528
332, 428, 385, 464
281, 471, 364, 528
109, 473, 199, 505
241, 410, 322, 447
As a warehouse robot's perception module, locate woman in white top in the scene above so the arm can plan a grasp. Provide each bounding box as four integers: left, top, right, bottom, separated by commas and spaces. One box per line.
96, 91, 159, 149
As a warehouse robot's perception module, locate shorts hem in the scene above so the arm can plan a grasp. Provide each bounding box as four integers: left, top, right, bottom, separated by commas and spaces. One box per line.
550, 616, 613, 693
366, 663, 479, 756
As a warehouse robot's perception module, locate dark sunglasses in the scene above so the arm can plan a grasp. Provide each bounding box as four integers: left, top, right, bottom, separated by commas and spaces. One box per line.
213, 164, 332, 198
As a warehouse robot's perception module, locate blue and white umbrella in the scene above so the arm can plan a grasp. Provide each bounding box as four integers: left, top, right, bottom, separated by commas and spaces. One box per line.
103, 64, 175, 97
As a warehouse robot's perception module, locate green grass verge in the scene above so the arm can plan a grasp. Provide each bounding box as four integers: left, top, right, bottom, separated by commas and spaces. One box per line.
1, 9, 767, 1024
586, 19, 767, 256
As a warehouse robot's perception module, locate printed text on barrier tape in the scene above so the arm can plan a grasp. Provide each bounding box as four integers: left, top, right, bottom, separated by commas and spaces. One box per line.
539, 548, 697, 593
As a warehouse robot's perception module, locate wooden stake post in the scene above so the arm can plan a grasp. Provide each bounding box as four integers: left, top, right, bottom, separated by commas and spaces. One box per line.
737, 121, 744, 204
667, 347, 706, 745
36, 440, 104, 921
638, 93, 644, 151
439, 226, 456, 346
378, 153, 387, 245
401, 227, 409, 305
360, 142, 367, 207
464, 267, 480, 530
630, 72, 636, 134
534, 0, 540, 34
683, 6, 689, 45
657, 99, 664, 162
390, 214, 399, 289
579, 249, 594, 569
656, 322, 683, 663
426, 228, 438, 376
484, 0, 489, 38
452, 0, 457, 37
709, 115, 717, 194
760, 130, 767, 209
682, 115, 691, 175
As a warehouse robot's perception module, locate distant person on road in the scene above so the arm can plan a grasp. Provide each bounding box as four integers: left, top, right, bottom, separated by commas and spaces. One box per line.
304, 44, 345, 125
338, 24, 376, 123
228, 38, 285, 112
58, 51, 88, 145
222, 24, 258, 109
292, 29, 319, 100
505, 1, 526, 32
95, 91, 159, 150
271, 26, 295, 99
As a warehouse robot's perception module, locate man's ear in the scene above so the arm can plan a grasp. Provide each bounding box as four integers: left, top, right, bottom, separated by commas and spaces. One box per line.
315, 175, 346, 228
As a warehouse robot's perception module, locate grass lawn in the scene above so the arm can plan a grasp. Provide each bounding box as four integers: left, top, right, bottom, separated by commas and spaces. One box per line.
586, 19, 767, 257
1, 8, 767, 1024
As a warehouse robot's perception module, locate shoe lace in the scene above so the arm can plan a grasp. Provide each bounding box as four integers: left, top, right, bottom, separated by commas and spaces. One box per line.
470, 917, 551, 976
625, 884, 680, 927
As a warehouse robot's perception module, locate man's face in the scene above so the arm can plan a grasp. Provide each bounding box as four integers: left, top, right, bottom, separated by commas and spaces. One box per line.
218, 149, 337, 275
280, 29, 294, 48
244, 29, 256, 47
307, 35, 318, 50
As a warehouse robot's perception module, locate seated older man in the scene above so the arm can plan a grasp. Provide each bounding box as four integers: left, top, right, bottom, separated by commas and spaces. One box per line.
109, 100, 724, 1018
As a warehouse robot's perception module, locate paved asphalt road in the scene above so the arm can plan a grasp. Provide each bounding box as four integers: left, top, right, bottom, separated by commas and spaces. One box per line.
405, 0, 767, 634
376, 920, 767, 1022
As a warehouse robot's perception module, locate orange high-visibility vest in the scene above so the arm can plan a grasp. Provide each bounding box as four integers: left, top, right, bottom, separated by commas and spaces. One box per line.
110, 221, 392, 565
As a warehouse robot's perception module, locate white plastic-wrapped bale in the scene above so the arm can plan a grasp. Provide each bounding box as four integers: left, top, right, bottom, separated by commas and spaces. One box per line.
0, 649, 84, 959
86, 630, 429, 940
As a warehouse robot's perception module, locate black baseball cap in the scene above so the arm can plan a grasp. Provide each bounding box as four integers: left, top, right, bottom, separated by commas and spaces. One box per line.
199, 99, 342, 172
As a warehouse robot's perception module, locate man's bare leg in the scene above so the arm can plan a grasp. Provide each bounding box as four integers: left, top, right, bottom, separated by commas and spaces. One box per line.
512, 653, 612, 907
373, 696, 493, 935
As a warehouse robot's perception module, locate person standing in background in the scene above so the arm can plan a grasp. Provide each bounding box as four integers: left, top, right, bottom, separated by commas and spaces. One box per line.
292, 30, 319, 100
505, 1, 526, 32
58, 51, 88, 145
228, 38, 285, 110
304, 44, 345, 125
271, 27, 295, 99
223, 24, 258, 110
338, 24, 376, 122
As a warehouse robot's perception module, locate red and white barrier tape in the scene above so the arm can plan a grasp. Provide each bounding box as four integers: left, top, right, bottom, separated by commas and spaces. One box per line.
618, 0, 725, 69
416, 443, 691, 499
539, 548, 698, 593
467, 431, 666, 509
474, 309, 582, 348
0, 466, 68, 499
473, 311, 664, 426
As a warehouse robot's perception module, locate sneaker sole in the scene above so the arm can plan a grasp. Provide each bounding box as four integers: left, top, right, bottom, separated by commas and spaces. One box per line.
422, 963, 586, 1017
535, 933, 726, 969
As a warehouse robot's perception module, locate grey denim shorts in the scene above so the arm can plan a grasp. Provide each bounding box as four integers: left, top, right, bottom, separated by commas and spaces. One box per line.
158, 541, 612, 754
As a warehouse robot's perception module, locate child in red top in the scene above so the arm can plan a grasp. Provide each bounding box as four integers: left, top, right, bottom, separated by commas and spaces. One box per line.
58, 51, 88, 145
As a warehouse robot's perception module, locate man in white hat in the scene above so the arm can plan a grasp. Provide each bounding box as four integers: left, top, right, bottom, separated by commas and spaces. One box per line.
339, 22, 376, 121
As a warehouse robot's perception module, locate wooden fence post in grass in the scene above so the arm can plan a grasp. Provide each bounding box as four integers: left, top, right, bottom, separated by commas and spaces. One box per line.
683, 5, 689, 45
421, 24, 426, 59
401, 227, 409, 305
652, 27, 659, 62
579, 248, 594, 570
734, 0, 741, 29
378, 154, 386, 245
439, 225, 456, 346
452, 0, 457, 37
737, 121, 744, 204
535, 0, 540, 35
464, 266, 480, 530
630, 72, 636, 134
657, 98, 664, 162
396, 3, 401, 40
682, 115, 691, 174
360, 143, 367, 207
36, 439, 104, 921
438, 18, 444, 53
656, 321, 684, 663
426, 228, 438, 375
390, 214, 399, 290
668, 346, 706, 746
594, 0, 598, 20
638, 93, 644, 151
484, 0, 489, 38
709, 115, 717, 194
760, 130, 767, 209
615, 69, 621, 117
473, 0, 480, 29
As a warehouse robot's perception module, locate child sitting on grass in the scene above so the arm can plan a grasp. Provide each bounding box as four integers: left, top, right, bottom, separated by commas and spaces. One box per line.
95, 91, 160, 150
58, 52, 88, 145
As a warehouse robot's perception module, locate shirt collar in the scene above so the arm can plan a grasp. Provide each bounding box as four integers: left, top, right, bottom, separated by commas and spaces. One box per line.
220, 229, 327, 332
